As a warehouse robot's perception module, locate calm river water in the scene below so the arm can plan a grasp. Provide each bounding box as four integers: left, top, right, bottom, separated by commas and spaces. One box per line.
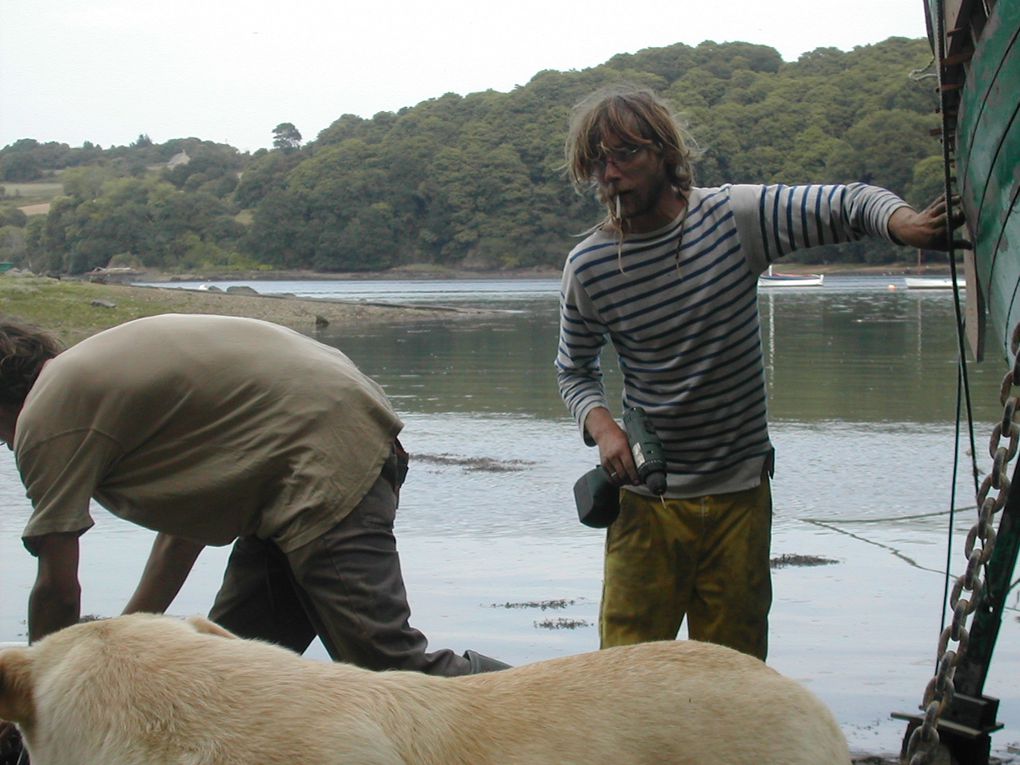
2, 275, 1017, 759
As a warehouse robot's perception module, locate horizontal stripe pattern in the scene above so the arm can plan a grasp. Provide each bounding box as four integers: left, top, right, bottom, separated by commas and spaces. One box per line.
557, 182, 907, 496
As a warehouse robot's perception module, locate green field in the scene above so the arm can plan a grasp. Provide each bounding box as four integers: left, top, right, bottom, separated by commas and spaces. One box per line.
0, 180, 64, 200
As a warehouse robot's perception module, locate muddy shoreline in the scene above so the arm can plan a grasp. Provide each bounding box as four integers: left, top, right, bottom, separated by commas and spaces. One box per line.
0, 273, 496, 345
132, 261, 955, 283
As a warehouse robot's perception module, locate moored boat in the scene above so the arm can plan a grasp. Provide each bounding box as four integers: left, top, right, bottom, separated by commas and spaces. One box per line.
903, 276, 966, 289
757, 265, 824, 287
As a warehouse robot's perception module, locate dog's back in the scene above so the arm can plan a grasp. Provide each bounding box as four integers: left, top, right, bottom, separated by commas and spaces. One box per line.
1, 614, 851, 765
2, 616, 401, 765
386, 639, 851, 765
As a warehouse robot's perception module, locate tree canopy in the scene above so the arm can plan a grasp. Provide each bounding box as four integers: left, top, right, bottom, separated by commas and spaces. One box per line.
1, 36, 944, 274
272, 123, 303, 151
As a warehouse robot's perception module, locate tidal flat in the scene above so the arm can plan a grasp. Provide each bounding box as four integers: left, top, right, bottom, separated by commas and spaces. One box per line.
0, 273, 486, 344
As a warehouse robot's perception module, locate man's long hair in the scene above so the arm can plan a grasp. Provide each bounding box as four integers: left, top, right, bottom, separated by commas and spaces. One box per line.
565, 85, 698, 230
0, 318, 63, 408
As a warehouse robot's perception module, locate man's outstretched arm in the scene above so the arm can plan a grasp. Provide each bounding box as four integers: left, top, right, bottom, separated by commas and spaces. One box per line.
888, 194, 968, 251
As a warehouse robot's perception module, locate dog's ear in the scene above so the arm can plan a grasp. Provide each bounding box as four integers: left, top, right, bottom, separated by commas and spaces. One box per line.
185, 616, 238, 640
0, 647, 34, 725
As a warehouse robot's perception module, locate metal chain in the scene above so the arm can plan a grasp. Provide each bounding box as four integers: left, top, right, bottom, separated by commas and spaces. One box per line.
904, 322, 1020, 764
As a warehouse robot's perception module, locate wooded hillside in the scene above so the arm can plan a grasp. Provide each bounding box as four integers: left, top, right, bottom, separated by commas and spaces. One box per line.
0, 37, 943, 274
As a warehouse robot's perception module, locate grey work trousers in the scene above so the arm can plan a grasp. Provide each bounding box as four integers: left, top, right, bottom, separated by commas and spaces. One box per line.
208, 449, 470, 675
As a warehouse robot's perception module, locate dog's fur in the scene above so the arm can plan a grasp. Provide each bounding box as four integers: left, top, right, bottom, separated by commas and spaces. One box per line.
0, 613, 851, 764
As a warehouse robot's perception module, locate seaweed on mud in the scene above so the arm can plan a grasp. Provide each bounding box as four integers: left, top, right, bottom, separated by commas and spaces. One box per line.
491, 599, 576, 610
414, 453, 536, 473
534, 618, 591, 630
770, 554, 839, 569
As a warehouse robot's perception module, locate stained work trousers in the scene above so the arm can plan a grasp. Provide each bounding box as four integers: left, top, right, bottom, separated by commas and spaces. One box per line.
208, 447, 471, 675
599, 479, 773, 661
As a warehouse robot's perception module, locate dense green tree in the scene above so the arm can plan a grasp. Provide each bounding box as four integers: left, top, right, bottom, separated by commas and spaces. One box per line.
315, 201, 398, 270
844, 109, 937, 195
162, 142, 244, 198
234, 149, 302, 208
906, 155, 948, 207
62, 165, 118, 201
244, 187, 316, 268
29, 174, 245, 273
0, 138, 109, 179
0, 207, 27, 228
272, 122, 303, 151
23, 216, 53, 273
0, 151, 42, 182
0, 225, 26, 264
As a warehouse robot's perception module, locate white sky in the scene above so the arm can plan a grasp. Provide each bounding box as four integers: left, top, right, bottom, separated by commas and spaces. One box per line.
0, 0, 930, 153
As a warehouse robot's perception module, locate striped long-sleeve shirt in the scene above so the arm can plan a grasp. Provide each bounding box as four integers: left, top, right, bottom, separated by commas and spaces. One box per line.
556, 182, 908, 497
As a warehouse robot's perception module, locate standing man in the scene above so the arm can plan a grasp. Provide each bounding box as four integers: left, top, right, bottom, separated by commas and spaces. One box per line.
557, 85, 961, 659
0, 313, 507, 674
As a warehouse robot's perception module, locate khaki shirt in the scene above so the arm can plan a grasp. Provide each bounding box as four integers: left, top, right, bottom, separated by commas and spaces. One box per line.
16, 314, 402, 552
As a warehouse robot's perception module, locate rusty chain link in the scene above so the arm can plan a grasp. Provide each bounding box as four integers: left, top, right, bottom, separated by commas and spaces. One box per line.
904, 323, 1020, 764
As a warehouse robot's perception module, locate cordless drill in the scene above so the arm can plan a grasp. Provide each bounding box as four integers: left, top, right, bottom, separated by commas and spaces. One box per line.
573, 406, 668, 528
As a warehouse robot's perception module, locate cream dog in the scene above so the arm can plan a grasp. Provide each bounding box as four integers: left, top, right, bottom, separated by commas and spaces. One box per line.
0, 613, 851, 764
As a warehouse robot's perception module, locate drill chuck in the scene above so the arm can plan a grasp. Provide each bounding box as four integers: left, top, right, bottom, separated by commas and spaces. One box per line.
623, 407, 668, 496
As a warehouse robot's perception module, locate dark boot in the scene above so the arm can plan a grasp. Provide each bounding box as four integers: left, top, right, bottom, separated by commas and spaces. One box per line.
463, 649, 511, 673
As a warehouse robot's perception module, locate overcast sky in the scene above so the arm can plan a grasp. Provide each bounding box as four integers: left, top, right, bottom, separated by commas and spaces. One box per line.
0, 0, 931, 153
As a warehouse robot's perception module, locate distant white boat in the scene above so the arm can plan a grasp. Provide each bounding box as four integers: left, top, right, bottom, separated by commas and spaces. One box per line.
758, 265, 824, 288
904, 276, 965, 290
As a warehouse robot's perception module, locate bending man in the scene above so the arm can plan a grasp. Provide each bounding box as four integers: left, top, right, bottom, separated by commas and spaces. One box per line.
0, 313, 507, 675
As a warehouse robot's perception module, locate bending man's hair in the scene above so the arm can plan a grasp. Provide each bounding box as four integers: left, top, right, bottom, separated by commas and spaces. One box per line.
0, 318, 63, 408
565, 84, 699, 228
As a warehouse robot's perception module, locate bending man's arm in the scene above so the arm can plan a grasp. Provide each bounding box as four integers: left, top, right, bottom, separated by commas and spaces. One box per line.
28, 532, 82, 643
123, 532, 205, 615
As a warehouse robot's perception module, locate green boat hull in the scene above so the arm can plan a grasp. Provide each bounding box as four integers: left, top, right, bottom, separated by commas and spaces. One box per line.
901, 6, 1020, 762
929, 0, 1020, 362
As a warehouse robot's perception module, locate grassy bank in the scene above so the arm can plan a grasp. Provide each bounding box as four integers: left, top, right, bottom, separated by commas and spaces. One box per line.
0, 275, 484, 345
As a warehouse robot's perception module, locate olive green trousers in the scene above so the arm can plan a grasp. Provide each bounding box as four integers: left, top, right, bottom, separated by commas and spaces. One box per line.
599, 479, 773, 660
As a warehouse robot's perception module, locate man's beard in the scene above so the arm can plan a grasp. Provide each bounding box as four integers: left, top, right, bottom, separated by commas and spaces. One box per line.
599, 174, 671, 231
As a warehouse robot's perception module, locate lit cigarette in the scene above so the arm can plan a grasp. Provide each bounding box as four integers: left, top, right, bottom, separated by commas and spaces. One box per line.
615, 195, 621, 219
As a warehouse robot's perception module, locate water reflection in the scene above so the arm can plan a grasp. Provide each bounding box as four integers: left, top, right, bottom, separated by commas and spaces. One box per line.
305, 276, 1003, 427
760, 286, 999, 424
